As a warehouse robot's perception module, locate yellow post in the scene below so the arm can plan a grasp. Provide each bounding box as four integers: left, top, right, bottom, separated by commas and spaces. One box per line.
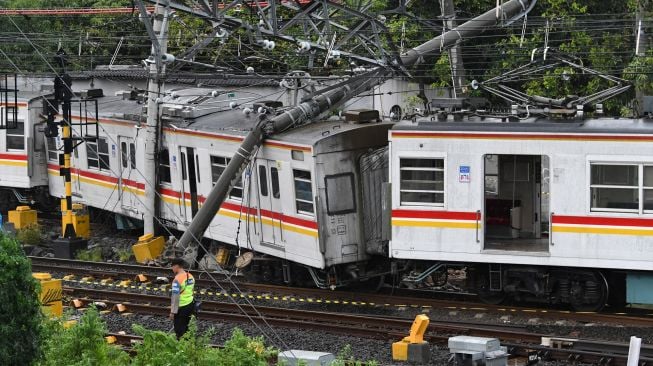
61, 124, 75, 238
392, 314, 430, 362
33, 273, 63, 318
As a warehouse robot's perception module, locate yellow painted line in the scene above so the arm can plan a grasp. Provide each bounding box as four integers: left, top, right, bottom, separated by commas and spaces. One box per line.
392, 218, 477, 229
553, 225, 653, 236
219, 209, 318, 237
0, 159, 27, 167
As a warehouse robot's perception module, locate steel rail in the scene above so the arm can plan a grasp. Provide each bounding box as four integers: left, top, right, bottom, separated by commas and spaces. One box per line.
32, 256, 653, 327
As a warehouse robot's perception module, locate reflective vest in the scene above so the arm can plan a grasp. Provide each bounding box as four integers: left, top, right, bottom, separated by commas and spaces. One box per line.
173, 272, 195, 307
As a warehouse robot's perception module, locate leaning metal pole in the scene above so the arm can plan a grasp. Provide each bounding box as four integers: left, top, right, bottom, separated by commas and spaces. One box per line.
176, 0, 536, 249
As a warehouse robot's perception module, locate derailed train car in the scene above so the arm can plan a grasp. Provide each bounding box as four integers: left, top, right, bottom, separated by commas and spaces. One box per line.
40, 88, 393, 283
0, 92, 50, 209
387, 117, 653, 310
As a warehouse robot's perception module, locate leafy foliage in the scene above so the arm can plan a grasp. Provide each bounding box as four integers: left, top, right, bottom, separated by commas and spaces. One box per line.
38, 307, 130, 366
132, 321, 275, 366
0, 234, 43, 365
76, 247, 103, 262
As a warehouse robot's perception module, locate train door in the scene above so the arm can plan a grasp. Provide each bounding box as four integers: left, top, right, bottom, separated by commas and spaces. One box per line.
257, 159, 283, 248
179, 146, 199, 223
483, 154, 549, 252
118, 136, 137, 211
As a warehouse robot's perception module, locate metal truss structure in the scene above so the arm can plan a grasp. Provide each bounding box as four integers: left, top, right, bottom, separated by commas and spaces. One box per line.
140, 0, 408, 72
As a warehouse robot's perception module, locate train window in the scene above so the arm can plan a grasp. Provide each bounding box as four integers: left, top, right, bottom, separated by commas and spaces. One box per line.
87, 137, 110, 171
180, 152, 187, 180
120, 142, 128, 168
325, 173, 356, 215
46, 137, 58, 162
195, 154, 200, 182
6, 120, 25, 150
291, 150, 304, 161
159, 149, 171, 184
590, 164, 638, 213
259, 165, 268, 197
645, 167, 653, 212
293, 169, 314, 215
399, 158, 444, 206
210, 155, 242, 199
271, 167, 280, 198
130, 143, 136, 169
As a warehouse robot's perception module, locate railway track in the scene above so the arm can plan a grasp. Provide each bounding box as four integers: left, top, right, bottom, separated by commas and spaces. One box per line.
65, 286, 653, 366
31, 256, 653, 327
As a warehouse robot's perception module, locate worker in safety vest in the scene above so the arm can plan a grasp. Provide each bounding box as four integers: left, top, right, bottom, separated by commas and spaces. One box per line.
169, 258, 195, 339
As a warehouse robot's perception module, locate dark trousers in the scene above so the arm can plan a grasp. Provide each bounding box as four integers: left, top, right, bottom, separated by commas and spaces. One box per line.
173, 302, 194, 339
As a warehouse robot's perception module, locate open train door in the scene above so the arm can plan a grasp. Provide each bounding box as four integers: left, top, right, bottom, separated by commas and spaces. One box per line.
256, 159, 284, 250
179, 146, 200, 225
118, 136, 138, 212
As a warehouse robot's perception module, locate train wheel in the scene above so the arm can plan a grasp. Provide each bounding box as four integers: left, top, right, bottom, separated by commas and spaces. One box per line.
476, 275, 506, 305
569, 271, 608, 312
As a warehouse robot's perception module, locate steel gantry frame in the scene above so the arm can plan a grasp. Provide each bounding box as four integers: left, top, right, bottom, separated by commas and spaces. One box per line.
141, 0, 405, 69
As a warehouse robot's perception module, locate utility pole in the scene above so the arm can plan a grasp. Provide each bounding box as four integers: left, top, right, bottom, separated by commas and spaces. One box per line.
140, 1, 170, 235
635, 0, 649, 116
442, 0, 466, 97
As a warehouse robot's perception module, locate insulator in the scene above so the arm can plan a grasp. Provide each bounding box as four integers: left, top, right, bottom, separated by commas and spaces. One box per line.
243, 107, 252, 115
297, 41, 311, 53
211, 90, 218, 97
229, 102, 237, 109
246, 66, 255, 74
161, 53, 175, 63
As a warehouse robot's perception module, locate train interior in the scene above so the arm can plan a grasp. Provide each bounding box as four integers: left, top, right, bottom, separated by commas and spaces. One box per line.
483, 154, 550, 252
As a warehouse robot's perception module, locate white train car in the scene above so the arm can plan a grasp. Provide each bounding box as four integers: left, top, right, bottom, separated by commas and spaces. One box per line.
42, 88, 392, 285
0, 92, 50, 210
388, 119, 653, 309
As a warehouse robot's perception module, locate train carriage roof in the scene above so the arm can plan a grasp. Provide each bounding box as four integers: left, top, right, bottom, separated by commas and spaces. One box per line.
393, 118, 653, 134
158, 88, 393, 146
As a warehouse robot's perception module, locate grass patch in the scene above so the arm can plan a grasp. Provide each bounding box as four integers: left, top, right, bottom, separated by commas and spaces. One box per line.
75, 247, 103, 262
16, 223, 42, 245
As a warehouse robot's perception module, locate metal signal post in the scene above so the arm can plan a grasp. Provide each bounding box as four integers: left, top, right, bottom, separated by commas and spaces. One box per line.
49, 50, 99, 258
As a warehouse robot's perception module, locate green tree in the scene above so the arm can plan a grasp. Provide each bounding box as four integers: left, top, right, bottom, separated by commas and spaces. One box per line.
0, 235, 43, 365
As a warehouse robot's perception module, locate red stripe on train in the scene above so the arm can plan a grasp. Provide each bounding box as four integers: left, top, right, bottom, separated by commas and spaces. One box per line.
0, 153, 27, 161
48, 163, 145, 190
391, 131, 653, 141
392, 209, 478, 221
553, 215, 653, 228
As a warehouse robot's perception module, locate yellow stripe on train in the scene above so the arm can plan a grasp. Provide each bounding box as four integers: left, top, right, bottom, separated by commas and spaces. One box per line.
391, 218, 478, 229
552, 225, 653, 236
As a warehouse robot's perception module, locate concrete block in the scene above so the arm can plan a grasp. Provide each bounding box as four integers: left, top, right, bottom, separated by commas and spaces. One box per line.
277, 350, 335, 366
408, 342, 430, 364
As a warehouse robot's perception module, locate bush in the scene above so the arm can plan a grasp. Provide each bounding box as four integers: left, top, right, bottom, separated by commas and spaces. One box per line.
0, 234, 43, 365
76, 247, 103, 262
132, 321, 275, 366
331, 345, 379, 366
16, 223, 42, 245
115, 247, 133, 262
39, 307, 129, 366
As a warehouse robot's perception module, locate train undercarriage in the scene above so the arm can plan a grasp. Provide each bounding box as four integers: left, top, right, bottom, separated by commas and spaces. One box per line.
234, 252, 619, 312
